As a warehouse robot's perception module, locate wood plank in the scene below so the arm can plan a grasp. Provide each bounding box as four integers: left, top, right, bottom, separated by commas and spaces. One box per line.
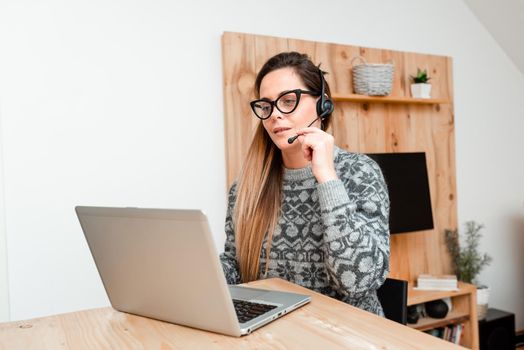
0, 279, 466, 350
325, 43, 361, 145
332, 94, 449, 104
221, 32, 257, 188
254, 33, 289, 73
408, 282, 476, 306
409, 310, 470, 331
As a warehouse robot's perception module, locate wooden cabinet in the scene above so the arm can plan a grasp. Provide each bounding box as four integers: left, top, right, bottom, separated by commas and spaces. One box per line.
408, 282, 479, 349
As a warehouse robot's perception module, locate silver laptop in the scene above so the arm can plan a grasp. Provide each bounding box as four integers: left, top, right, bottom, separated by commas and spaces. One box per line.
75, 206, 310, 337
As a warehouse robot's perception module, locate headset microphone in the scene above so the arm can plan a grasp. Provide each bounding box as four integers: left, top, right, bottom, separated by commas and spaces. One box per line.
287, 116, 320, 144
287, 67, 334, 145
287, 135, 299, 144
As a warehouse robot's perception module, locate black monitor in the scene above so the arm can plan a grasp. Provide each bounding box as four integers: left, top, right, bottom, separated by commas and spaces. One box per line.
366, 152, 434, 234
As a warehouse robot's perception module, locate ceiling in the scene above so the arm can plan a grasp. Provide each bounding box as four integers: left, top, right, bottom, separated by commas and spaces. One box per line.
463, 0, 524, 76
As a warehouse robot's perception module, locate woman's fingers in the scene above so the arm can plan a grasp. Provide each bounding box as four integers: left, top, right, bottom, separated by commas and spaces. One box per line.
296, 127, 337, 183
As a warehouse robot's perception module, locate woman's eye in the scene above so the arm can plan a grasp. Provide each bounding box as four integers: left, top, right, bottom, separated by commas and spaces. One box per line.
255, 103, 270, 112
282, 98, 296, 106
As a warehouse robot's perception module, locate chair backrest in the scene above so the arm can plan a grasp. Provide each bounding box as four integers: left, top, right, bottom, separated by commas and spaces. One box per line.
376, 278, 408, 325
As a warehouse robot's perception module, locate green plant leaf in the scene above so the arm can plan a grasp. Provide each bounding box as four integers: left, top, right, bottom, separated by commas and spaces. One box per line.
444, 221, 492, 285
411, 67, 431, 84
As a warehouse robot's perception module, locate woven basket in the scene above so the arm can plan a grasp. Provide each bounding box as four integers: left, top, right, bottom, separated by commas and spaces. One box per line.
351, 56, 394, 96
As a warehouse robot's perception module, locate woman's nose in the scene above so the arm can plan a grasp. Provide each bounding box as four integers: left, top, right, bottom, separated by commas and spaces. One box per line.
270, 107, 284, 120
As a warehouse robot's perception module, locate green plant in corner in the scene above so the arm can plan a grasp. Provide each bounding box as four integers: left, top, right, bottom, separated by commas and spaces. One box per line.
444, 221, 492, 285
410, 68, 431, 84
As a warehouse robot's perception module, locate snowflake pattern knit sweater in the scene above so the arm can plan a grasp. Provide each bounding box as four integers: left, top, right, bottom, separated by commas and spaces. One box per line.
220, 146, 390, 315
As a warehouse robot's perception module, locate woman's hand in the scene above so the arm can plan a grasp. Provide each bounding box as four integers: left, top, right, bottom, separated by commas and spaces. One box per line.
296, 127, 338, 184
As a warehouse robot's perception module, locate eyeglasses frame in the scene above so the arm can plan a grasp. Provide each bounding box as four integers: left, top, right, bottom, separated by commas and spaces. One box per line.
249, 89, 319, 120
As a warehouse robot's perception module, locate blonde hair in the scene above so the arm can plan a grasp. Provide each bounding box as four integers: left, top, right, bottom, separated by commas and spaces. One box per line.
234, 52, 333, 282
234, 123, 283, 282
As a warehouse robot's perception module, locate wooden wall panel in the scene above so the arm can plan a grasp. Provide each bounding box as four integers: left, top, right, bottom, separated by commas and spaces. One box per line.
221, 33, 257, 184
221, 32, 456, 282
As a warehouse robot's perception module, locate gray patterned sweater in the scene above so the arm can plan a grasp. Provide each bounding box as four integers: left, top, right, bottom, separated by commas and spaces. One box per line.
220, 146, 390, 315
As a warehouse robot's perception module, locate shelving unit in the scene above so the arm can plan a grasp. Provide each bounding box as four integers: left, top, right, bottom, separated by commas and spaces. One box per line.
332, 94, 450, 105
407, 282, 479, 349
413, 310, 470, 332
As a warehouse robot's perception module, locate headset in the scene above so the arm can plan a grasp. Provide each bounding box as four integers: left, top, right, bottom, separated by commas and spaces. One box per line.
316, 67, 334, 119
287, 66, 335, 144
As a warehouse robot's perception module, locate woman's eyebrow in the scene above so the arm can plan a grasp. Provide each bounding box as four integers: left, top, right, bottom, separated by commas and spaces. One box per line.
260, 89, 294, 100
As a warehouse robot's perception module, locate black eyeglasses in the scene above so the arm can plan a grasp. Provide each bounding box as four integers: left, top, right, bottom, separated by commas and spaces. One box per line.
250, 89, 319, 120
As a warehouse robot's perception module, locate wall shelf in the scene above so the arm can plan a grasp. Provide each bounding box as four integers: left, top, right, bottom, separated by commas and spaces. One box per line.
408, 282, 476, 306
409, 310, 470, 332
406, 282, 478, 349
332, 94, 450, 105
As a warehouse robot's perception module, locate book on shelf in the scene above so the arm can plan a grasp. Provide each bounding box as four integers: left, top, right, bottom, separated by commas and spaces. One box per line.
446, 323, 464, 344
454, 324, 463, 344
414, 274, 458, 291
424, 323, 463, 345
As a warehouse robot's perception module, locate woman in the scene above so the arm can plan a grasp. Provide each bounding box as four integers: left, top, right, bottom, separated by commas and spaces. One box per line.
220, 51, 390, 315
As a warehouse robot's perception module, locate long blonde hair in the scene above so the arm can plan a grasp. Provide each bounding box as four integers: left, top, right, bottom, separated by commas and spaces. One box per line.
234, 52, 333, 282
234, 124, 282, 282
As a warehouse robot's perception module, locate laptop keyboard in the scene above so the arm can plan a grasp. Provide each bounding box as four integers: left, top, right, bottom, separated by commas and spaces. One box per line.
232, 299, 278, 324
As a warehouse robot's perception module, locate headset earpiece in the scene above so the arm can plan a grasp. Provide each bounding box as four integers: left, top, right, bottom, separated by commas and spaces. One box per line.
316, 68, 334, 119
319, 99, 334, 118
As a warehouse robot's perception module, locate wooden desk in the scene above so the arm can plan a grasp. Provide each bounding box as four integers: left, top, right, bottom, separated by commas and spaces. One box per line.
0, 278, 465, 349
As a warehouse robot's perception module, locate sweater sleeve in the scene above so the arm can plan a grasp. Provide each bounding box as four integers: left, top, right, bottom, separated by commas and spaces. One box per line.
219, 183, 241, 285
317, 154, 390, 299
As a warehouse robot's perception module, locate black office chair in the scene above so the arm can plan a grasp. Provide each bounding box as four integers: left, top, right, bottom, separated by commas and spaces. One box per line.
376, 278, 408, 325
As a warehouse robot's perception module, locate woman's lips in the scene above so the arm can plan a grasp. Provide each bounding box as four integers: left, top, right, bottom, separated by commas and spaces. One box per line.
273, 127, 292, 135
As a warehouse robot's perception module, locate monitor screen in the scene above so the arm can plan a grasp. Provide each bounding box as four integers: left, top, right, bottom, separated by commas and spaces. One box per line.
366, 152, 434, 234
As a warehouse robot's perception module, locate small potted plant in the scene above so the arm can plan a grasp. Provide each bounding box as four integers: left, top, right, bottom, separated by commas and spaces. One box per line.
445, 221, 492, 319
410, 68, 432, 98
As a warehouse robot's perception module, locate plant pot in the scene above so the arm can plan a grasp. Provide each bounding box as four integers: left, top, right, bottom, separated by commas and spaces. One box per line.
410, 83, 432, 99
476, 285, 490, 320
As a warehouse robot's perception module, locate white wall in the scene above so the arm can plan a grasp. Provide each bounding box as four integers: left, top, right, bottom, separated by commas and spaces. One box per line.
463, 0, 524, 75
1, 0, 523, 329
0, 116, 8, 321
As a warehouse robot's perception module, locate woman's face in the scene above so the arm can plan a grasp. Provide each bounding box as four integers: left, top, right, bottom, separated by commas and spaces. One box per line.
259, 67, 320, 151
